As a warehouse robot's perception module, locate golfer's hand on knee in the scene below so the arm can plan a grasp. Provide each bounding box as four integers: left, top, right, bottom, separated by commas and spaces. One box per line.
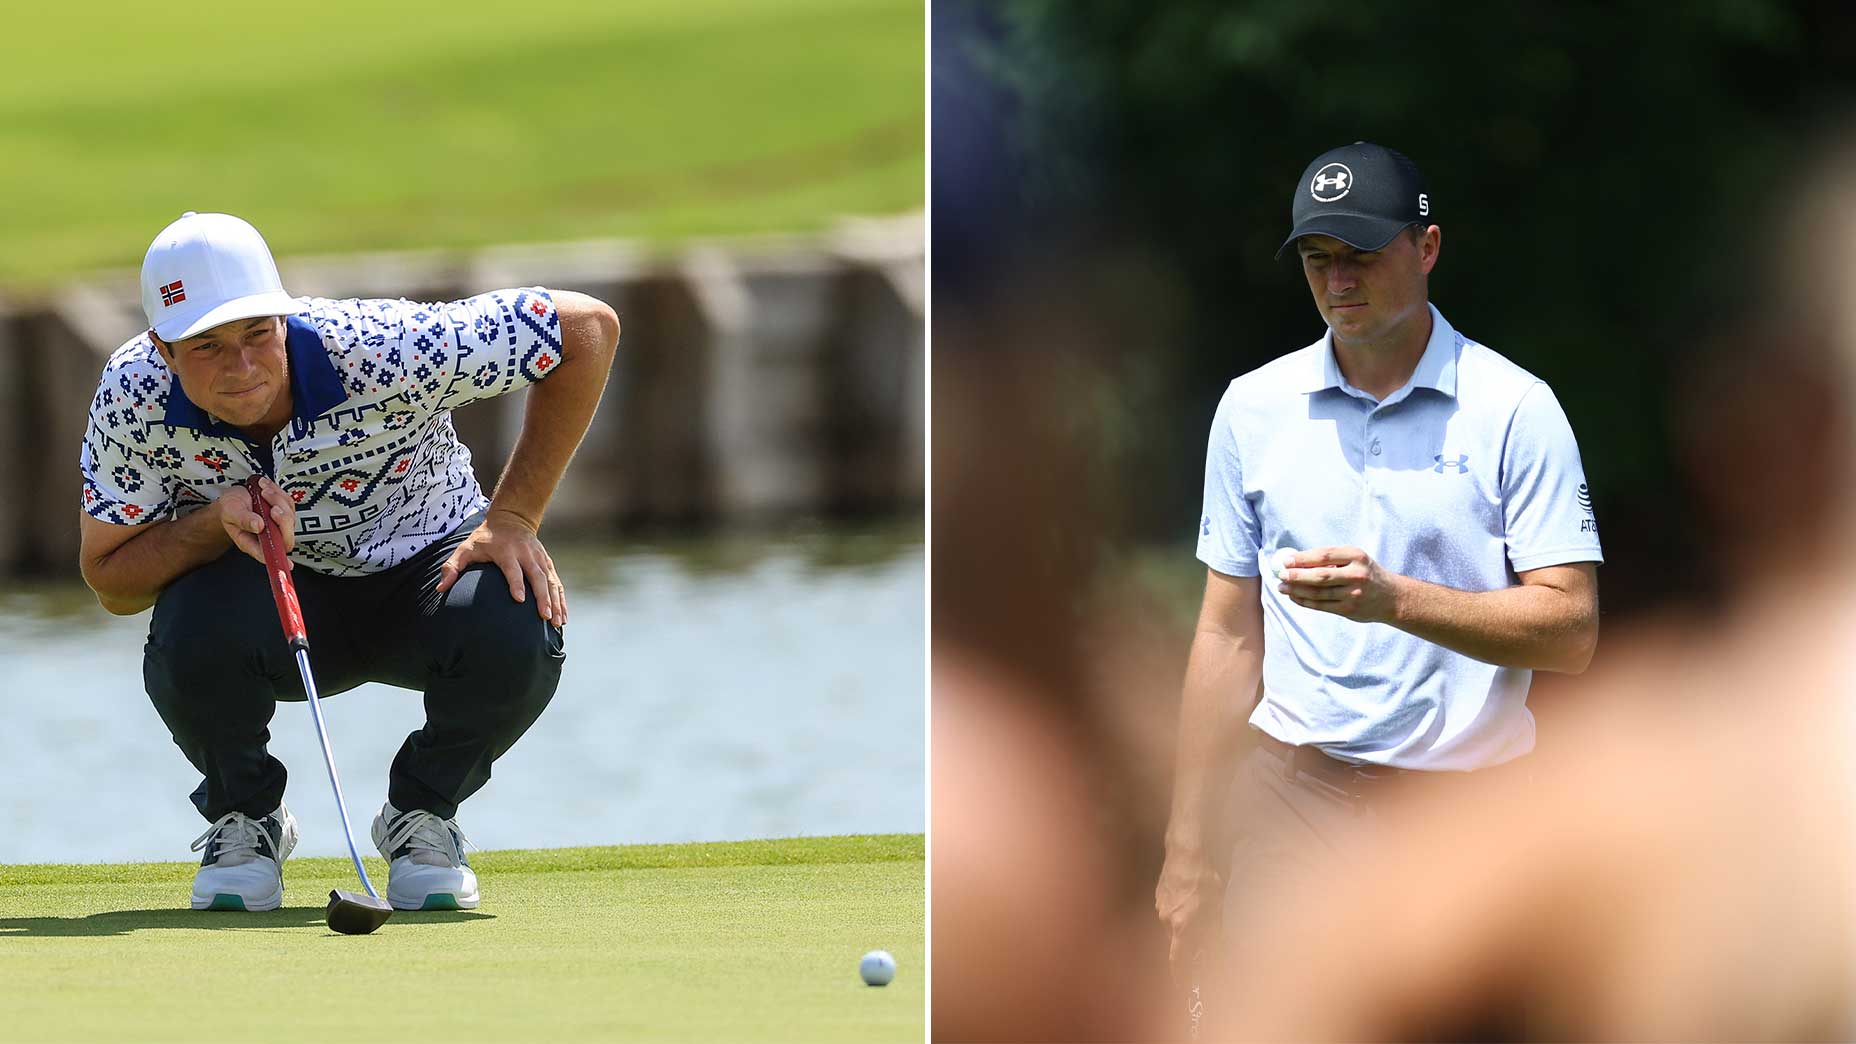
220, 477, 296, 568
437, 508, 566, 627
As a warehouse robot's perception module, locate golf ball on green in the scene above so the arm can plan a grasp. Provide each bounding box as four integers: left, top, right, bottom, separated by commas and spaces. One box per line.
860, 950, 896, 986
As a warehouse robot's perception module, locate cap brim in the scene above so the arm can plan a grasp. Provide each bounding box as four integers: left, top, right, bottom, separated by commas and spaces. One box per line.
155, 291, 306, 341
1275, 214, 1408, 260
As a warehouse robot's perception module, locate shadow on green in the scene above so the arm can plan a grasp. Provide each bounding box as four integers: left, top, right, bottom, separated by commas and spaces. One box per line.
0, 907, 492, 936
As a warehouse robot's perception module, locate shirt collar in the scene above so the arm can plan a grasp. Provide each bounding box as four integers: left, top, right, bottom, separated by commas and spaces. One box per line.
162, 316, 349, 436
1304, 302, 1459, 400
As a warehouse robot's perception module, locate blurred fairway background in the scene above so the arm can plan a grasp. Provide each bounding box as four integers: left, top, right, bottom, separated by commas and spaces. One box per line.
0, 0, 923, 287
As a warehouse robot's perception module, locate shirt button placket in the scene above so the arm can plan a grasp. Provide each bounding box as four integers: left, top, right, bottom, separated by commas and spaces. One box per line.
1362, 410, 1383, 537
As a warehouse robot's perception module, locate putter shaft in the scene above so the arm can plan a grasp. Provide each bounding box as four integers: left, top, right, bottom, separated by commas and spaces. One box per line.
248, 475, 382, 904
293, 646, 381, 901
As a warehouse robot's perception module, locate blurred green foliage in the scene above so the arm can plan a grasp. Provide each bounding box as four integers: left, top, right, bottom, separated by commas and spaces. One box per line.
0, 0, 923, 286
949, 0, 1856, 613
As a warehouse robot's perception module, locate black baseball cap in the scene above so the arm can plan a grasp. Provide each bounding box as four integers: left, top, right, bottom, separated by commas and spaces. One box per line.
1276, 142, 1433, 258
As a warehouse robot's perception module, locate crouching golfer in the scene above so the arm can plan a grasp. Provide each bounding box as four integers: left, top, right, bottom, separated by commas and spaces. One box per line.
77, 212, 619, 912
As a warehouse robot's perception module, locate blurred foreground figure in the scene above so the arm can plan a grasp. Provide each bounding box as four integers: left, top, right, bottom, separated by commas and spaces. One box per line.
1210, 137, 1856, 1041
932, 341, 1163, 1042
1220, 602, 1855, 1040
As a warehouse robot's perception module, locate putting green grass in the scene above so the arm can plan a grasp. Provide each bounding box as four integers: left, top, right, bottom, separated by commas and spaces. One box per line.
0, 834, 924, 1042
0, 0, 924, 287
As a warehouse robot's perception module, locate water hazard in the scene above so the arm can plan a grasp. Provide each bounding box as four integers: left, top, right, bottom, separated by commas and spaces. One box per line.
0, 524, 924, 864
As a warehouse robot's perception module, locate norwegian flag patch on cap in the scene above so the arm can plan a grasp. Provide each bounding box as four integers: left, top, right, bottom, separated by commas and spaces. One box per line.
159, 280, 185, 306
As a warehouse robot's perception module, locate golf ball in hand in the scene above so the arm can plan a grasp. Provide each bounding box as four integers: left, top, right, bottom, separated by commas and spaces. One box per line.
1270, 547, 1301, 580
860, 950, 896, 986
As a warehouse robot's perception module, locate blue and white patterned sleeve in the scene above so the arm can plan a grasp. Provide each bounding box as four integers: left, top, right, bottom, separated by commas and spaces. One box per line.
79, 365, 177, 527
1196, 383, 1262, 577
1502, 382, 1604, 572
403, 288, 564, 413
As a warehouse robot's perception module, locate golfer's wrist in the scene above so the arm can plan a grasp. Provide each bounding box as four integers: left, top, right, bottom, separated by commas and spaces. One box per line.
1384, 571, 1416, 626
205, 501, 250, 551
484, 503, 542, 533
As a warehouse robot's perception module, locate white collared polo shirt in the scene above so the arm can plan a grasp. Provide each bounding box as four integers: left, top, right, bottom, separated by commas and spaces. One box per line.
80, 288, 564, 576
1196, 304, 1603, 771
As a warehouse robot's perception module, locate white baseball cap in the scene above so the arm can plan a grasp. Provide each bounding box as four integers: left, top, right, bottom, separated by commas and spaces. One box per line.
140, 211, 306, 341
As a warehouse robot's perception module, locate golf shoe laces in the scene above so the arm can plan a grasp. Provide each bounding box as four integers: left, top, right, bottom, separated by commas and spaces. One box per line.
190, 811, 275, 867
380, 808, 472, 867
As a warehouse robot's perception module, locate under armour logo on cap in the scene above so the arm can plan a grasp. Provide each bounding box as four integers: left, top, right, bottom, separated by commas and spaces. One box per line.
1279, 143, 1431, 258
159, 280, 186, 306
1310, 163, 1353, 202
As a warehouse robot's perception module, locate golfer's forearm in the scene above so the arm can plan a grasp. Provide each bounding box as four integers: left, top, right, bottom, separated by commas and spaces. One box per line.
487, 296, 619, 529
1390, 576, 1597, 673
1164, 633, 1263, 855
82, 508, 231, 614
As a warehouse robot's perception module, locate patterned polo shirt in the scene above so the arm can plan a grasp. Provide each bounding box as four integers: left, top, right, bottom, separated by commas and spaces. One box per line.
80, 288, 564, 576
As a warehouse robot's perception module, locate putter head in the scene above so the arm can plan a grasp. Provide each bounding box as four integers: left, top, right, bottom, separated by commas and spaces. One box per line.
326, 889, 393, 935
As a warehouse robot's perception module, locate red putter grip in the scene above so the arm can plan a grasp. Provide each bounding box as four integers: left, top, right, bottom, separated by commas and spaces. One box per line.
245, 475, 308, 650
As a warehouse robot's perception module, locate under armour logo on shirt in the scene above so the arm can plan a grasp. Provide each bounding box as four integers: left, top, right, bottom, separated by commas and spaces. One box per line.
1434, 453, 1469, 474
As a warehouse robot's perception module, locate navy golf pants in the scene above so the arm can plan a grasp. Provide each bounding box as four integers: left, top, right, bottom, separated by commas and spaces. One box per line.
143, 514, 565, 822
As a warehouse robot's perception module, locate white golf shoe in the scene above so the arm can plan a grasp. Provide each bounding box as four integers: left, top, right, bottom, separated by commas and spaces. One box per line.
189, 804, 298, 912
371, 802, 479, 911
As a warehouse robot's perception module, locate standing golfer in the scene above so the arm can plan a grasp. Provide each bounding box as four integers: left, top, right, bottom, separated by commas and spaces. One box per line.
1154, 144, 1603, 989
77, 212, 619, 913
